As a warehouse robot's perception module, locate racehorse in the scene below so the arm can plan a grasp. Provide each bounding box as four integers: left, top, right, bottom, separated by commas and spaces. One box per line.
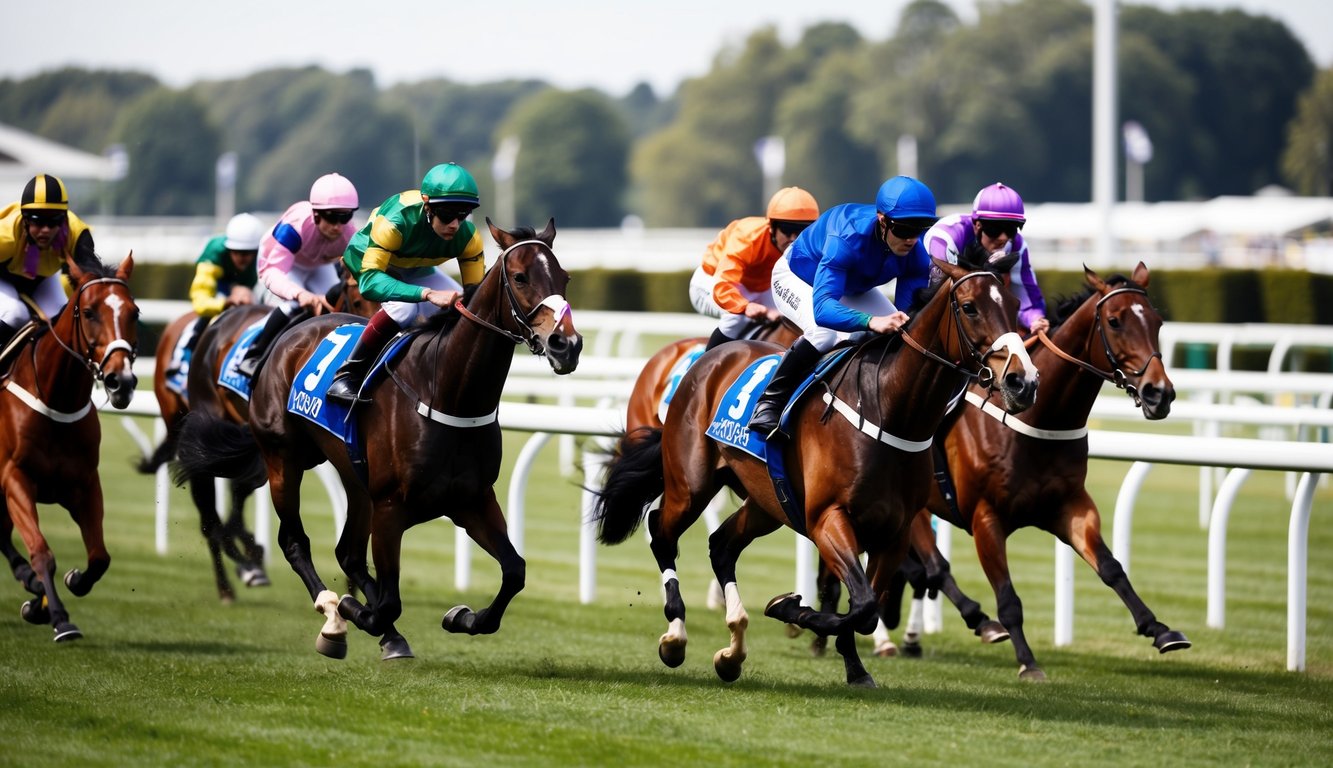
592, 259, 1038, 687
174, 219, 581, 661
920, 262, 1186, 680
0, 254, 138, 641
138, 278, 378, 602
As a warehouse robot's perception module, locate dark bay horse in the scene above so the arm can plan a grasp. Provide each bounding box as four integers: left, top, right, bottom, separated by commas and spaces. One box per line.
921, 262, 1186, 680
0, 255, 138, 641
175, 219, 581, 661
593, 260, 1038, 687
138, 278, 377, 602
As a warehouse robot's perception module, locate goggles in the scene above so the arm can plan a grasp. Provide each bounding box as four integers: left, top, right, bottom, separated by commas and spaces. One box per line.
24, 210, 67, 228
885, 219, 932, 239
979, 219, 1021, 239
429, 206, 472, 225
773, 220, 810, 237
316, 209, 355, 224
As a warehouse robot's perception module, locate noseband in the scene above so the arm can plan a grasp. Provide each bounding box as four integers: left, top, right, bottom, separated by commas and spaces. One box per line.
52, 277, 137, 382
899, 271, 1013, 390
1035, 285, 1160, 406
454, 239, 568, 356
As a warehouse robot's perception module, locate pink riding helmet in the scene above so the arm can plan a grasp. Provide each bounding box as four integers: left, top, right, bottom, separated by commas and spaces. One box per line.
309, 173, 359, 210
972, 182, 1026, 223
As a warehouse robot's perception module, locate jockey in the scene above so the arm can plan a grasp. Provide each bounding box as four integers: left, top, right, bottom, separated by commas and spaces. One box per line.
172, 212, 264, 373
0, 174, 102, 351
746, 175, 939, 439
236, 173, 360, 376
324, 162, 483, 406
923, 182, 1048, 335
690, 186, 819, 351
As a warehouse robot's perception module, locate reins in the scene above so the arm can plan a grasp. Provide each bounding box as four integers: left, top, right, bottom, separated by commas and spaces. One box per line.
1031, 284, 1159, 406
453, 238, 565, 356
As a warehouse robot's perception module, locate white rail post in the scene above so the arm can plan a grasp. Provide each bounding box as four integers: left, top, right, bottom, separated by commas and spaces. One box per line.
1112, 461, 1153, 576
1206, 468, 1251, 629
580, 443, 608, 604
1054, 542, 1075, 647
1287, 472, 1317, 672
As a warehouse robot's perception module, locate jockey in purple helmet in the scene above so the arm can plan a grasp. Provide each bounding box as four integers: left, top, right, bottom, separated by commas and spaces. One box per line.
746, 175, 939, 439
923, 182, 1048, 335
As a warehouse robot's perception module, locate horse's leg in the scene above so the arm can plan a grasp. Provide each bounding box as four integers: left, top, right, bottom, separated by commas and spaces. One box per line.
972, 509, 1044, 680
440, 487, 524, 637
222, 479, 269, 588
808, 559, 842, 656
834, 626, 875, 688
333, 496, 413, 660
1056, 497, 1190, 654
934, 567, 1009, 644
2, 478, 78, 641
188, 476, 235, 602
706, 499, 781, 682
266, 456, 345, 658
61, 480, 111, 598
0, 506, 40, 596
764, 507, 878, 641
646, 464, 718, 669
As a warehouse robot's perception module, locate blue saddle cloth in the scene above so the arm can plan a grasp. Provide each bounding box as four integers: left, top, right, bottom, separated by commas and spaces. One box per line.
163, 330, 191, 403
216, 318, 268, 401
657, 342, 706, 422
285, 324, 416, 444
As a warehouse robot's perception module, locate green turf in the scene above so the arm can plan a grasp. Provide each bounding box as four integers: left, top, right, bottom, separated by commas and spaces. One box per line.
0, 415, 1329, 767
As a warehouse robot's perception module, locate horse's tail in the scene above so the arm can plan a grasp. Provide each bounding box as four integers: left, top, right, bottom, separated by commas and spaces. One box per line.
590, 427, 665, 545
135, 428, 179, 474
171, 410, 267, 491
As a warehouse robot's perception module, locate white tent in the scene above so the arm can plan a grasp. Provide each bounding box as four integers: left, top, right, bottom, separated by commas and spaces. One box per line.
0, 122, 115, 191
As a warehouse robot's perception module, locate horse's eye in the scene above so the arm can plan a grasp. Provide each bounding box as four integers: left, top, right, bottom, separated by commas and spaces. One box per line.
513, 273, 529, 286
1107, 316, 1121, 329
960, 302, 979, 317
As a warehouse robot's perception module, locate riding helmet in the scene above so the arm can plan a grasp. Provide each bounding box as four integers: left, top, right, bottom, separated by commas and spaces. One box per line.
421, 163, 480, 208
223, 212, 266, 251
309, 173, 359, 211
21, 173, 69, 212
875, 176, 937, 223
766, 186, 819, 223
972, 183, 1026, 224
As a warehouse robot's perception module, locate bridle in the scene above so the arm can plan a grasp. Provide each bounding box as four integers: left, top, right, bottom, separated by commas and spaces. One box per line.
898, 271, 1020, 391
453, 239, 568, 357
1033, 285, 1159, 406
47, 277, 137, 382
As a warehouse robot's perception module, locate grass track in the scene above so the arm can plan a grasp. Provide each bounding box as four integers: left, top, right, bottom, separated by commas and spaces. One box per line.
0, 416, 1330, 767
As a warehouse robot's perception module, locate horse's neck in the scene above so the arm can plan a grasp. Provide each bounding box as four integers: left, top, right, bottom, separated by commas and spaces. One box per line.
1027, 305, 1106, 426
406, 315, 515, 417
862, 303, 968, 440
22, 314, 93, 407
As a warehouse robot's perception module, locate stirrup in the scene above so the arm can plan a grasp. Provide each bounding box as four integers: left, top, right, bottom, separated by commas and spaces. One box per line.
326, 377, 369, 406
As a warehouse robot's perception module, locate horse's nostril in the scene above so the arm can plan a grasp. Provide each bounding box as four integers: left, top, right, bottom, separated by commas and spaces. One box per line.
548, 334, 567, 353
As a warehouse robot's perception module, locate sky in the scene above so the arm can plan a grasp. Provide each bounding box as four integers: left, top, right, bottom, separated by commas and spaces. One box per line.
1, 1, 1328, 98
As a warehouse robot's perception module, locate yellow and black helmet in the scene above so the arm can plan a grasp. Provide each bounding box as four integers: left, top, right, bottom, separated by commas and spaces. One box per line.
21, 174, 70, 212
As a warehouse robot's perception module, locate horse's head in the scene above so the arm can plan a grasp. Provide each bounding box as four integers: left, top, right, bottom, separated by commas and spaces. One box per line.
67, 252, 139, 408
486, 217, 582, 374
932, 259, 1038, 413
1084, 262, 1174, 419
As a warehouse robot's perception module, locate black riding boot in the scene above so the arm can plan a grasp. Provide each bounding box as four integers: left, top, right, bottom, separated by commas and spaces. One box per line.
237, 306, 304, 377
703, 327, 732, 352
325, 312, 399, 406
745, 338, 821, 439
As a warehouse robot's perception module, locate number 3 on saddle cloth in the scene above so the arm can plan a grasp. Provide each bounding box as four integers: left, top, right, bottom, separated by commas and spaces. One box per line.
704, 348, 854, 537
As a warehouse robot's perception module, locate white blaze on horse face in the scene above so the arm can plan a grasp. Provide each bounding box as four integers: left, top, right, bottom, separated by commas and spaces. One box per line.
105, 293, 128, 342
1131, 302, 1148, 323
536, 294, 571, 325
989, 283, 1005, 306
990, 331, 1038, 385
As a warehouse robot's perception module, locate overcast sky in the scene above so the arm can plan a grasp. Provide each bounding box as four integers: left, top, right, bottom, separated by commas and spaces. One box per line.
2, 1, 1327, 97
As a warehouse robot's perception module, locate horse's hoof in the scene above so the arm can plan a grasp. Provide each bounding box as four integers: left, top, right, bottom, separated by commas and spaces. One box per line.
238, 566, 270, 588
219, 592, 236, 606
976, 620, 1010, 644
64, 568, 91, 597
810, 637, 828, 657
873, 641, 898, 658
1018, 664, 1048, 682
441, 605, 474, 634
763, 593, 802, 623
901, 640, 922, 658
53, 623, 83, 643
658, 636, 687, 668
1154, 630, 1191, 653
712, 648, 744, 683
784, 622, 802, 639
20, 597, 49, 625
380, 635, 415, 660
315, 632, 348, 660
848, 674, 877, 688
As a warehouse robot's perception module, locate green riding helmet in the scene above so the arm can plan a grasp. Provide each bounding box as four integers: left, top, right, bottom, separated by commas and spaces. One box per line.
421, 163, 480, 207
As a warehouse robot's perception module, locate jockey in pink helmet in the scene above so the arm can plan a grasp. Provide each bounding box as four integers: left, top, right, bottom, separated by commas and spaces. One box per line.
237, 173, 360, 376
922, 182, 1048, 335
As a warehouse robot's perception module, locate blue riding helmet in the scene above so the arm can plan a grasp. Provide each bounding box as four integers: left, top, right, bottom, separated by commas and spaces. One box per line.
875, 176, 938, 222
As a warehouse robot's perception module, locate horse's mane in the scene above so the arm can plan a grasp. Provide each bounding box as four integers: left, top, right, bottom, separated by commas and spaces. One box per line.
1049, 274, 1134, 329
71, 256, 116, 280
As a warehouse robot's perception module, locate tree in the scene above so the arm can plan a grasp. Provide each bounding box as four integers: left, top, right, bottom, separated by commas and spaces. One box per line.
498, 89, 630, 227
109, 89, 220, 216
1282, 68, 1333, 196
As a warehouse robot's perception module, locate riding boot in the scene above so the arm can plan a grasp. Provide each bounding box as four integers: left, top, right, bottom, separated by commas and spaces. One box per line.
745, 337, 821, 440
325, 311, 400, 406
703, 327, 732, 352
236, 305, 300, 377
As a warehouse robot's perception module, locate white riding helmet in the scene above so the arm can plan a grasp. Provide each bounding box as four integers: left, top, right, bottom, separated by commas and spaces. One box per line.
224, 212, 266, 251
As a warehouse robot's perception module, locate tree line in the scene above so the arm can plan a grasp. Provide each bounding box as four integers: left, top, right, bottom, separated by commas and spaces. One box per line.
2, 0, 1330, 228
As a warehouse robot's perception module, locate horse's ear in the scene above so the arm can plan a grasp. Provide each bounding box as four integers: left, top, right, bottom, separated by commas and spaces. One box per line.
537, 217, 556, 245
1083, 263, 1107, 293
486, 216, 514, 249
67, 257, 87, 284
117, 250, 135, 281
932, 257, 966, 281
1131, 260, 1149, 287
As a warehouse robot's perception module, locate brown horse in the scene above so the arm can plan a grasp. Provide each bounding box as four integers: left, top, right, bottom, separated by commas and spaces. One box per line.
138, 276, 377, 602
0, 254, 138, 641
921, 262, 1185, 680
593, 260, 1038, 686
174, 219, 582, 661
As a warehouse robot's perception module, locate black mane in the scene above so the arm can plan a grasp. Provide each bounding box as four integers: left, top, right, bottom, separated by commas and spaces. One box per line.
1049, 274, 1134, 329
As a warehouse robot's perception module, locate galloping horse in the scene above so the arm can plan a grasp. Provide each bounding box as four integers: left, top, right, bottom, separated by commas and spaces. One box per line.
138, 276, 377, 602
175, 219, 581, 661
922, 262, 1186, 680
593, 260, 1038, 686
0, 255, 138, 641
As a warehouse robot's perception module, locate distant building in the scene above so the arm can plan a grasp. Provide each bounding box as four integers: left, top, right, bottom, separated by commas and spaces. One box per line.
0, 122, 115, 197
